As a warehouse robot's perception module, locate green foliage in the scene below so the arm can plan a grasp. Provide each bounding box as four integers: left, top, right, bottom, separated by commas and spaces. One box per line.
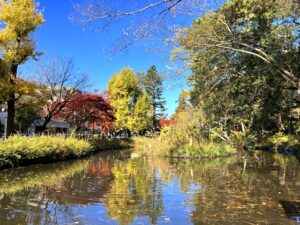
15, 105, 40, 132
133, 136, 236, 159
175, 0, 300, 144
177, 143, 236, 159
0, 135, 92, 167
91, 138, 133, 150
141, 65, 166, 128
267, 132, 299, 151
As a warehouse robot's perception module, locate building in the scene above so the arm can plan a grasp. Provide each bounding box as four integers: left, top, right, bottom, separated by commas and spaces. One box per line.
0, 111, 69, 137
0, 111, 7, 138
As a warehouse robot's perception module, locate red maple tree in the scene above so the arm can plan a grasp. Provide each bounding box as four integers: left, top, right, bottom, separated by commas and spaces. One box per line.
59, 91, 115, 132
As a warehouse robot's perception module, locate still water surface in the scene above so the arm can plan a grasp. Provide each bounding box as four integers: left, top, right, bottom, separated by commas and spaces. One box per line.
0, 150, 299, 225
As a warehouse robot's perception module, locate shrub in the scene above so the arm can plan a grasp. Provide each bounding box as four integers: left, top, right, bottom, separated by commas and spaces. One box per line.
267, 132, 299, 151
91, 138, 133, 150
0, 135, 92, 168
176, 143, 237, 158
133, 137, 237, 158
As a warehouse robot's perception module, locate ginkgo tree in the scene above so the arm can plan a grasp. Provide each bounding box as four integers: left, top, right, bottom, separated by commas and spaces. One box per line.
0, 0, 44, 136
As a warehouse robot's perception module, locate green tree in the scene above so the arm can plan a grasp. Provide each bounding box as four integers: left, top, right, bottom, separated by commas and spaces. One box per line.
143, 65, 166, 129
0, 0, 44, 136
176, 0, 300, 140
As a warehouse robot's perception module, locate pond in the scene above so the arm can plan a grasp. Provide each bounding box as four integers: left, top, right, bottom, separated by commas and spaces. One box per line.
0, 150, 299, 225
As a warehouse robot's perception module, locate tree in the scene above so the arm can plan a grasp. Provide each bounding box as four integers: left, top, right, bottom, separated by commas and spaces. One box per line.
128, 93, 153, 134
36, 58, 87, 132
15, 105, 40, 134
177, 0, 300, 138
0, 0, 44, 136
178, 0, 300, 88
143, 65, 166, 129
74, 0, 212, 52
58, 92, 115, 133
174, 90, 190, 114
107, 68, 138, 133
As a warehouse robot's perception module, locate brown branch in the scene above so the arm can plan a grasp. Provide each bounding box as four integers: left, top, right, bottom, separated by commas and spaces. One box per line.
85, 0, 176, 20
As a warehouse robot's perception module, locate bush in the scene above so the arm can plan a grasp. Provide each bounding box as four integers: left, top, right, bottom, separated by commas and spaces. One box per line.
176, 143, 237, 158
91, 138, 133, 150
133, 137, 237, 158
0, 135, 93, 168
267, 132, 299, 151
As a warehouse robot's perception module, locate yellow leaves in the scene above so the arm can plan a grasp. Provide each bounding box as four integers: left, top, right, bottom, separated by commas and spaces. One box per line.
0, 0, 44, 65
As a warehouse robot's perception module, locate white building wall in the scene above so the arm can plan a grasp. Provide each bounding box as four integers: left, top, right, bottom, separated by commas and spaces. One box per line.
0, 112, 7, 138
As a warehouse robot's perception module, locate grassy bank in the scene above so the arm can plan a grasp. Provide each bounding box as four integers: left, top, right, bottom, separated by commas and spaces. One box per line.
0, 136, 133, 169
134, 137, 237, 159
0, 135, 93, 168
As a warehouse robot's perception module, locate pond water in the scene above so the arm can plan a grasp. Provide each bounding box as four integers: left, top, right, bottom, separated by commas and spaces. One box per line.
0, 150, 299, 225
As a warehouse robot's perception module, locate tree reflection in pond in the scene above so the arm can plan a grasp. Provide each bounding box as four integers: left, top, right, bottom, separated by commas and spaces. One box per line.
0, 151, 299, 225
105, 158, 163, 225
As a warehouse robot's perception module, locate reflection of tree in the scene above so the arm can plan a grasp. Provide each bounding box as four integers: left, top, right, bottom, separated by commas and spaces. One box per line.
178, 154, 300, 225
0, 160, 90, 225
105, 158, 163, 225
47, 160, 114, 205
0, 160, 89, 194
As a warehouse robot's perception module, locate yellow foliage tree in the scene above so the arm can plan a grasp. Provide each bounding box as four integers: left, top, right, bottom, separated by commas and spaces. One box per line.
0, 0, 44, 135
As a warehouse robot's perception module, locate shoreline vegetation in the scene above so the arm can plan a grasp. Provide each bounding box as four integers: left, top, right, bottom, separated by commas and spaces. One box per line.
133, 137, 237, 158
0, 136, 133, 169
0, 132, 299, 170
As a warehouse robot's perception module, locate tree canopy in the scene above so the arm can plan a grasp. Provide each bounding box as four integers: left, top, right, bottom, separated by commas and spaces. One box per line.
175, 0, 300, 141
0, 0, 44, 135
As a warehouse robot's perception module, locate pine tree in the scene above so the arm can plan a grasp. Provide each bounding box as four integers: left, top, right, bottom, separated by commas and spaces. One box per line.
143, 65, 166, 129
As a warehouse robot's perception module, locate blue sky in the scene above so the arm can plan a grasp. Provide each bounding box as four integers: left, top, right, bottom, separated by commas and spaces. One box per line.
20, 0, 194, 116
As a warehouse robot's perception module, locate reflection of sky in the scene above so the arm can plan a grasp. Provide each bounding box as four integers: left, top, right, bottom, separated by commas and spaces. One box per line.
47, 203, 118, 225
158, 178, 201, 225
44, 176, 201, 225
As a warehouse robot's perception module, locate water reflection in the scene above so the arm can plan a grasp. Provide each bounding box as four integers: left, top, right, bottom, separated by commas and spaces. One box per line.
0, 151, 299, 225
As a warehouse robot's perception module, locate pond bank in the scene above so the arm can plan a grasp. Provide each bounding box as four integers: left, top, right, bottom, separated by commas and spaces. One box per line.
133, 136, 237, 159
0, 136, 133, 169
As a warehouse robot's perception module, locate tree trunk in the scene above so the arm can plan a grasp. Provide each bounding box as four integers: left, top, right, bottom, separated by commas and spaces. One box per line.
6, 64, 18, 137
39, 116, 52, 132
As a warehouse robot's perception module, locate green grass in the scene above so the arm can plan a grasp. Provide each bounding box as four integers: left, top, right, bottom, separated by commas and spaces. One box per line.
0, 135, 93, 168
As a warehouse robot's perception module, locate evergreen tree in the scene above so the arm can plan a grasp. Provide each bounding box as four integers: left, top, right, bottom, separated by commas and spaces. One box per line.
143, 65, 166, 129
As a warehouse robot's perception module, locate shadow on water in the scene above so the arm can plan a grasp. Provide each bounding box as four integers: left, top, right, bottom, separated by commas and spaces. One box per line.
0, 149, 299, 225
